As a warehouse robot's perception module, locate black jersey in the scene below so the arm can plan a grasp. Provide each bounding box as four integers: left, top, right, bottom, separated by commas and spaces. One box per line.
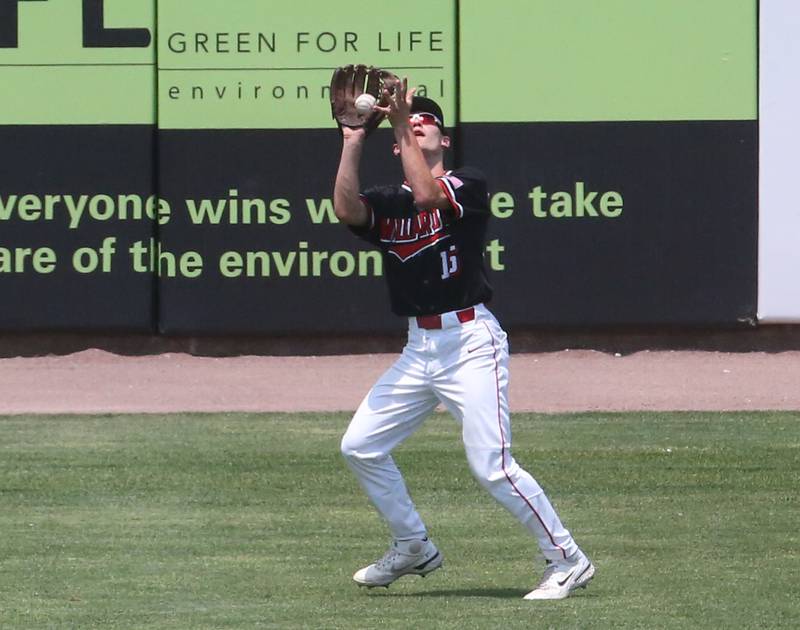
351, 166, 493, 317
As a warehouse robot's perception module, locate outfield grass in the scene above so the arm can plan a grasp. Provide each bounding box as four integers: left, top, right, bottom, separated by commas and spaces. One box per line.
0, 411, 798, 629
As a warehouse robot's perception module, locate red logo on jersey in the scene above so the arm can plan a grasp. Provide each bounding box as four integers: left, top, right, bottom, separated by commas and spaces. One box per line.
379, 208, 449, 261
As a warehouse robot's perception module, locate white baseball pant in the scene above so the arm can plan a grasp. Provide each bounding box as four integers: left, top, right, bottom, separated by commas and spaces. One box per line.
340, 304, 579, 561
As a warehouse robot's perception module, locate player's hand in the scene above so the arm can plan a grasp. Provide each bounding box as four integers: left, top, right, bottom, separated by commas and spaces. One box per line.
341, 126, 367, 143
375, 77, 415, 128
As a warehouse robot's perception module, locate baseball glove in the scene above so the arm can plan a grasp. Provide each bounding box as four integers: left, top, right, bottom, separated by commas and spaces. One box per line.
330, 64, 399, 134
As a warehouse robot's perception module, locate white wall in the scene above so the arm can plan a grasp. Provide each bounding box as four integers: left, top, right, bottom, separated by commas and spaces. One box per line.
759, 0, 800, 322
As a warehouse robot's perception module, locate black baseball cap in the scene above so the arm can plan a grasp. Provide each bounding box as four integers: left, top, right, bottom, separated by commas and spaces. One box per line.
410, 96, 446, 132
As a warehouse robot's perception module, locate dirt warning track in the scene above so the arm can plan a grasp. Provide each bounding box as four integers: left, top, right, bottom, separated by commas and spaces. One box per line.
1, 349, 798, 415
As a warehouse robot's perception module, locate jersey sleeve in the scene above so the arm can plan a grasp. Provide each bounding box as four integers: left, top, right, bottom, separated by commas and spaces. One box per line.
346, 185, 393, 245
435, 166, 489, 219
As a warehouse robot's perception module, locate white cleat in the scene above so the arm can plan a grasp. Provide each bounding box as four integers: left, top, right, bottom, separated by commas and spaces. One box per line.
353, 538, 443, 588
523, 549, 595, 600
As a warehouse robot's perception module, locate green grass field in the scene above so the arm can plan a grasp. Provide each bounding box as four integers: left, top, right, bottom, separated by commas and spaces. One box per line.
1, 411, 798, 629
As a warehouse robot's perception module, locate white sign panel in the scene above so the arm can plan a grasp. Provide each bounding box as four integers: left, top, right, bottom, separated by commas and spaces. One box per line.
759, 0, 800, 322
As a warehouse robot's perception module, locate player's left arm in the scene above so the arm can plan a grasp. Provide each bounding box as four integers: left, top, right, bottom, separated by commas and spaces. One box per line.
393, 126, 450, 209
377, 78, 451, 210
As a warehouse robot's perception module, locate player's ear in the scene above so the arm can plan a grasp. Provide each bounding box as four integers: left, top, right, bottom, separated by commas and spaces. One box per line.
392, 143, 400, 157
441, 135, 451, 150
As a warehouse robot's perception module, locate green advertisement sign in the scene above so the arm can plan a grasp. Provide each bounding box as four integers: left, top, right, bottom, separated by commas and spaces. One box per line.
0, 0, 155, 125
156, 0, 456, 129
459, 0, 757, 122
0, 1, 756, 128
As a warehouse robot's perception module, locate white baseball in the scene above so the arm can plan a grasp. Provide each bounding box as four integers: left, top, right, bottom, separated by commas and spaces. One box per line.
355, 93, 377, 115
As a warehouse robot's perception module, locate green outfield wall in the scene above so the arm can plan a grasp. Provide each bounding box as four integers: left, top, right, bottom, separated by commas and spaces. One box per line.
0, 0, 758, 333
459, 0, 756, 122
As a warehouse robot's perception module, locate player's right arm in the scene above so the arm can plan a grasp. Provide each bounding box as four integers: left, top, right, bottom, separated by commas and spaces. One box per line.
334, 127, 370, 227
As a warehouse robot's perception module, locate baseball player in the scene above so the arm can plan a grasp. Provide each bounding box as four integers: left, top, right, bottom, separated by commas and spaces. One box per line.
331, 69, 594, 600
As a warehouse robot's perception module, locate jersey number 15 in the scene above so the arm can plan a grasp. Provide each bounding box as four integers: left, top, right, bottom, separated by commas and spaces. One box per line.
440, 245, 460, 280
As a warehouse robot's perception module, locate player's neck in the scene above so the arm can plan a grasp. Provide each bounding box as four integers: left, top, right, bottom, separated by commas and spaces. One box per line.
424, 152, 446, 177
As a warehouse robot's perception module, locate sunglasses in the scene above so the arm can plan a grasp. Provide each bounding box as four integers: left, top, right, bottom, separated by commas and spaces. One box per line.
409, 112, 442, 127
